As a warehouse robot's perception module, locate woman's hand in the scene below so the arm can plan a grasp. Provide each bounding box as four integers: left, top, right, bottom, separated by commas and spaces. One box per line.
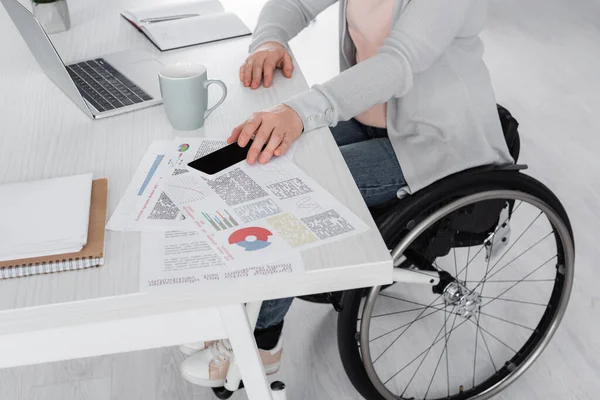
240, 41, 294, 89
228, 104, 303, 164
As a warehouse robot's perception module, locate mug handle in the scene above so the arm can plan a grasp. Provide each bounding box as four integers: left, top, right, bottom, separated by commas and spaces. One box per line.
203, 79, 228, 121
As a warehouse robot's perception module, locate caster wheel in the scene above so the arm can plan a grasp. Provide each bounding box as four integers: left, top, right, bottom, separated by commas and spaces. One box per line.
212, 387, 234, 399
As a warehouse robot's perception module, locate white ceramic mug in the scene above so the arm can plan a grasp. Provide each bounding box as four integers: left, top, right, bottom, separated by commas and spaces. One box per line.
158, 63, 227, 131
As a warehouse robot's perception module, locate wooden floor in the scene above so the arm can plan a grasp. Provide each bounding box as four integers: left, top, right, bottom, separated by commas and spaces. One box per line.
2, 0, 599, 399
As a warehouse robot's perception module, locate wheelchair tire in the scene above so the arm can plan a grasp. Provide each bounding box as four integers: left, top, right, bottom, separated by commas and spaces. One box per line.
338, 170, 574, 400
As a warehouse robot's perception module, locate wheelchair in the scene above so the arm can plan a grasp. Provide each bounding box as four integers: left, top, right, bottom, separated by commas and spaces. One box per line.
212, 105, 574, 400
302, 105, 575, 400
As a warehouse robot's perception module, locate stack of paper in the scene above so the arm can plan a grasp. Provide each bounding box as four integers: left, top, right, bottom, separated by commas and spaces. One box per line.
108, 137, 370, 291
107, 138, 369, 270
0, 174, 93, 262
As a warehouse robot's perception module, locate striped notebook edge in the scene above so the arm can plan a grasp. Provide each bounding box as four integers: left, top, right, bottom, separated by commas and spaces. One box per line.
0, 257, 104, 280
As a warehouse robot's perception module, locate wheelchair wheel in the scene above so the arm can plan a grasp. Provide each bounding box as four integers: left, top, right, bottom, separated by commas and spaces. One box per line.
338, 170, 574, 400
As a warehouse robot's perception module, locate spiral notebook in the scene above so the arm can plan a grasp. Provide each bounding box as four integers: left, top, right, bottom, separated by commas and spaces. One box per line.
0, 179, 108, 279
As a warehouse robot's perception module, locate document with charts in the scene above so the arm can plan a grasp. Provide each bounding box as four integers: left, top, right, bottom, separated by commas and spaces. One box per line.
140, 230, 304, 292
107, 139, 230, 231
160, 146, 370, 268
107, 141, 185, 231
129, 139, 225, 229
107, 137, 299, 232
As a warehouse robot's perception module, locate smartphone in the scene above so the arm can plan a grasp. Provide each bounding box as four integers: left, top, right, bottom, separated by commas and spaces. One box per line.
187, 140, 255, 175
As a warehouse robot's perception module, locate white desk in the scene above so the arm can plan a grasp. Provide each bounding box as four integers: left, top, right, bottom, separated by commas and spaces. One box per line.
0, 0, 392, 398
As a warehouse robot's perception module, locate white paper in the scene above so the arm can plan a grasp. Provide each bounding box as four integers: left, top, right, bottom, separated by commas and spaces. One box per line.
122, 0, 225, 26
107, 140, 201, 231
133, 139, 232, 229
1, 245, 84, 261
143, 12, 251, 51
140, 230, 304, 292
0, 174, 92, 261
108, 136, 304, 232
161, 151, 370, 269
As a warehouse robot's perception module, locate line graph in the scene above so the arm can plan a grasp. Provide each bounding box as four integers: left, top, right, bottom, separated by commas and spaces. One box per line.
164, 174, 208, 204
296, 196, 323, 215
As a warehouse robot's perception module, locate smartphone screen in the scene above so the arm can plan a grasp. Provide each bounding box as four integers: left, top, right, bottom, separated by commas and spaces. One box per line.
187, 140, 254, 175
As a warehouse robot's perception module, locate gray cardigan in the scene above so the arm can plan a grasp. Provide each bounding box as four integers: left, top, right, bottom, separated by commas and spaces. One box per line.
250, 0, 514, 194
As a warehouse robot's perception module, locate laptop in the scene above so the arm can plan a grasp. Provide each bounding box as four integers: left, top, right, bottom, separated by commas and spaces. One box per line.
1, 0, 164, 119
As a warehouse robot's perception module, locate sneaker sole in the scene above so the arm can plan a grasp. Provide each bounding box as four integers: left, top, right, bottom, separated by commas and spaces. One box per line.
180, 361, 281, 388
181, 367, 225, 388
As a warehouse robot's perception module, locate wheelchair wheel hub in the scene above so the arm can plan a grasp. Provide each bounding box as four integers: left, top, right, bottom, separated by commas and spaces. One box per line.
443, 282, 481, 319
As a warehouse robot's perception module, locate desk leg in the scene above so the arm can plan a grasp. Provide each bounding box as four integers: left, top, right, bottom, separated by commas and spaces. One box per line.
219, 304, 272, 400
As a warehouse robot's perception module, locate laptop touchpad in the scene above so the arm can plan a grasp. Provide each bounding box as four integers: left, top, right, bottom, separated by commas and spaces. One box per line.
117, 59, 163, 101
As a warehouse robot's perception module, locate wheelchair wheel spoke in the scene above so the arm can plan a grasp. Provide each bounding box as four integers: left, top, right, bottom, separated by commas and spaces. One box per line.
467, 319, 517, 354
368, 303, 447, 320
464, 279, 555, 283
482, 231, 553, 284
481, 296, 548, 307
471, 225, 496, 389
453, 248, 458, 278
472, 313, 481, 388
398, 308, 456, 396
370, 307, 441, 344
384, 316, 470, 390
479, 311, 535, 331
474, 210, 543, 287
455, 201, 524, 280
444, 309, 456, 398
371, 295, 448, 357
480, 255, 557, 309
379, 293, 445, 310
479, 326, 497, 373
423, 314, 456, 400
465, 243, 471, 283
426, 308, 458, 399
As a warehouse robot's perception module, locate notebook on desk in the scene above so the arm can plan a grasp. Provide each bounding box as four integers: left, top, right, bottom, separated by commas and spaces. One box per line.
121, 0, 251, 51
0, 179, 108, 279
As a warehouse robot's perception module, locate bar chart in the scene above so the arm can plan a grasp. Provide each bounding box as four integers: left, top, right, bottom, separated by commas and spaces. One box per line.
203, 210, 239, 231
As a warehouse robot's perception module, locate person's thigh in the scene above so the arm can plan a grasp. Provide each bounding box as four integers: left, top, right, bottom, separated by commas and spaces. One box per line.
329, 119, 371, 147
364, 125, 390, 140
340, 138, 406, 207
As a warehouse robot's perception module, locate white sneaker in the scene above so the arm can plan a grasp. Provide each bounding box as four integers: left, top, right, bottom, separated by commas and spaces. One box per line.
180, 339, 283, 388
179, 341, 218, 356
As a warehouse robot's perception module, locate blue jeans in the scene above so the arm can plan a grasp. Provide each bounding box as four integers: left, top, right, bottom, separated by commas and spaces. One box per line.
255, 119, 406, 330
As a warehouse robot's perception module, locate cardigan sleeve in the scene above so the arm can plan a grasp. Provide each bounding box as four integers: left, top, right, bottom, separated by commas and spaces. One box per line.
284, 0, 477, 132
249, 0, 338, 52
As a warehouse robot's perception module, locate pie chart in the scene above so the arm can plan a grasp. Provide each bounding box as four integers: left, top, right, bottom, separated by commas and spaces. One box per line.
228, 227, 272, 251
178, 143, 190, 152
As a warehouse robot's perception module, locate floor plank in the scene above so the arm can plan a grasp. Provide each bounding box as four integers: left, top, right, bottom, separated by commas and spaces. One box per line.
30, 377, 111, 400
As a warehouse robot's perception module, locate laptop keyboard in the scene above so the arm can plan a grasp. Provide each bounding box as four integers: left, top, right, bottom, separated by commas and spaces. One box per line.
66, 58, 153, 113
